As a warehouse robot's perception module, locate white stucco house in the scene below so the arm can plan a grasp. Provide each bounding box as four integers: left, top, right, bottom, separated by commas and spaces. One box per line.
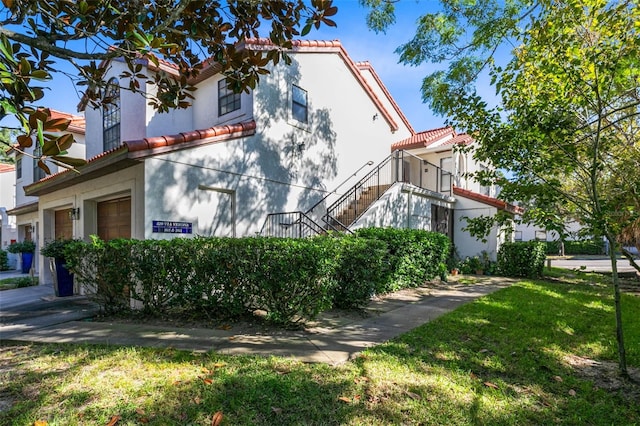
16, 39, 519, 285
7, 110, 86, 274
1, 163, 18, 269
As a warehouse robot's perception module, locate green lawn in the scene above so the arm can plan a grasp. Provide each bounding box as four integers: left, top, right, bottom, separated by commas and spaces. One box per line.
0, 276, 37, 291
1, 271, 638, 425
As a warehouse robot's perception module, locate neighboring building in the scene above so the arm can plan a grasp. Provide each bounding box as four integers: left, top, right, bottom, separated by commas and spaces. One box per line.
0, 163, 18, 268
7, 110, 86, 274
19, 39, 518, 286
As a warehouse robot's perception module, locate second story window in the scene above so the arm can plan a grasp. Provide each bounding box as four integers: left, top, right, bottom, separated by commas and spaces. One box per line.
440, 157, 452, 193
292, 85, 308, 123
103, 78, 121, 152
33, 145, 45, 181
16, 157, 22, 179
218, 78, 241, 116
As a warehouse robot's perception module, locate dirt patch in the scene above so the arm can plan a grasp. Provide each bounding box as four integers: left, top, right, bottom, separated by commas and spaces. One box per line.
563, 354, 640, 401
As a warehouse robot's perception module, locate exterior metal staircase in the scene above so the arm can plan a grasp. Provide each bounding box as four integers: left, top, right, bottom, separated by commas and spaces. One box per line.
259, 150, 452, 237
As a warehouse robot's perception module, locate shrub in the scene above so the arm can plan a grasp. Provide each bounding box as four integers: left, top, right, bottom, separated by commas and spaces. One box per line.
497, 241, 546, 278
40, 239, 79, 259
7, 240, 35, 254
355, 227, 450, 292
0, 250, 9, 271
66, 237, 133, 314
545, 239, 604, 255
65, 229, 451, 325
318, 235, 388, 309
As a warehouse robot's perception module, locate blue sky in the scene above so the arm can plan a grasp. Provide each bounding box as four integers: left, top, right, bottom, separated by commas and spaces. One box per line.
39, 1, 448, 132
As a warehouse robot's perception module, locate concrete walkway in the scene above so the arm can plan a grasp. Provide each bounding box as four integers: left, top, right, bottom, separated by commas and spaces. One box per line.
1, 276, 513, 365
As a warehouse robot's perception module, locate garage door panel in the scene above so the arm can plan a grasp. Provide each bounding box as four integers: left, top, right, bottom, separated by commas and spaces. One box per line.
97, 197, 131, 241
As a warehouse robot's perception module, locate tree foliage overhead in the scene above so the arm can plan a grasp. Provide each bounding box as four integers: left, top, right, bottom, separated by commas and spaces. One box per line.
364, 0, 639, 376
0, 0, 338, 171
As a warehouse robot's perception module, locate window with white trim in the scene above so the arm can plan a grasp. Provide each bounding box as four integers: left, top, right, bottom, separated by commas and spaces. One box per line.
33, 145, 44, 181
218, 78, 241, 116
535, 230, 547, 241
103, 77, 121, 152
16, 156, 22, 179
292, 85, 308, 123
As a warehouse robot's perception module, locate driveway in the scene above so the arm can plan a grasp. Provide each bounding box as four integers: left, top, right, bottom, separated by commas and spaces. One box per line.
548, 256, 639, 273
0, 284, 99, 341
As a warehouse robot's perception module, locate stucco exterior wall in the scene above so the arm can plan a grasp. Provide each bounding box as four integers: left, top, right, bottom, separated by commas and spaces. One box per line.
192, 76, 253, 130
35, 164, 145, 284
453, 196, 500, 261
350, 183, 454, 231
144, 51, 413, 238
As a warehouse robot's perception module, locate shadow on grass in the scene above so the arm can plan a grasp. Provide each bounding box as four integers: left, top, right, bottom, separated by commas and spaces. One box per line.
1, 344, 360, 425
356, 279, 640, 424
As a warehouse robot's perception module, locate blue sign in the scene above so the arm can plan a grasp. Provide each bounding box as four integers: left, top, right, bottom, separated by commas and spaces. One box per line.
152, 220, 193, 234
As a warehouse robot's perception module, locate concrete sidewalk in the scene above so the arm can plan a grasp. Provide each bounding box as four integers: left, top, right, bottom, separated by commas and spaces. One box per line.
1, 276, 513, 365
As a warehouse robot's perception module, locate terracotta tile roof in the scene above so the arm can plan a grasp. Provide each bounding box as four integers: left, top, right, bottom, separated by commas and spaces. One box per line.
453, 186, 523, 214
6, 200, 38, 216
49, 109, 86, 134
391, 126, 453, 150
0, 163, 15, 173
125, 121, 257, 157
25, 120, 256, 195
391, 126, 473, 151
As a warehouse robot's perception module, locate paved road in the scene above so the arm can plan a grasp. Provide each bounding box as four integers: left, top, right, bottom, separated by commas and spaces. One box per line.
548, 256, 639, 273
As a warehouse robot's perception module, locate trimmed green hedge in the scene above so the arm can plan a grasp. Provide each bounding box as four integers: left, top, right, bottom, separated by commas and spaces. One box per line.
354, 228, 450, 292
0, 250, 9, 271
66, 229, 450, 325
544, 239, 604, 255
497, 241, 546, 278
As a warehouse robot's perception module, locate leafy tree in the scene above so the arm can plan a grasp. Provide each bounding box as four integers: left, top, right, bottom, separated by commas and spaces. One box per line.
0, 127, 16, 163
0, 0, 338, 172
364, 0, 639, 376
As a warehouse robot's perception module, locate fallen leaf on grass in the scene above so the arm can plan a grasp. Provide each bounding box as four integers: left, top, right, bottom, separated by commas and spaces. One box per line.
470, 372, 478, 380
338, 396, 352, 403
272, 407, 283, 415
568, 389, 576, 396
34, 421, 48, 426
211, 411, 224, 426
405, 391, 421, 400
136, 408, 146, 416
106, 415, 121, 426
479, 349, 489, 353
194, 397, 202, 405
354, 376, 369, 383
484, 382, 499, 389
553, 375, 563, 382
213, 362, 226, 369
203, 378, 214, 385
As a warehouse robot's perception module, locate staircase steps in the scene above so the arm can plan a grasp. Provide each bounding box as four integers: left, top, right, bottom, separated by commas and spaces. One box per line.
332, 184, 391, 228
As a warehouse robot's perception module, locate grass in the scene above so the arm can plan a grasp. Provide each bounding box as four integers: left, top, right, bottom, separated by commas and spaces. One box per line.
1, 270, 639, 425
0, 276, 37, 291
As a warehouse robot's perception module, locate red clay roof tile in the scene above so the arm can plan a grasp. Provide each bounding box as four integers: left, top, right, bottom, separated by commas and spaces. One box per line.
28, 120, 256, 189
453, 186, 523, 214
392, 127, 474, 151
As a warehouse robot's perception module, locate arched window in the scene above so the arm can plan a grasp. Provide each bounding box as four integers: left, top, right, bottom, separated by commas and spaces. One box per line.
103, 78, 121, 151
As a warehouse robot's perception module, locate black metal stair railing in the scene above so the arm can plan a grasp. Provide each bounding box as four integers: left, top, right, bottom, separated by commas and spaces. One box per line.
324, 150, 453, 230
259, 211, 325, 238
260, 150, 453, 237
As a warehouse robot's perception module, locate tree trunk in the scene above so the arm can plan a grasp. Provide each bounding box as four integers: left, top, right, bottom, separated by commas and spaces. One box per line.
607, 234, 628, 378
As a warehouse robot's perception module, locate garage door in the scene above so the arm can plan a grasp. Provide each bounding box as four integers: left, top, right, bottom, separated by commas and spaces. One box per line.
97, 197, 131, 241
55, 209, 73, 239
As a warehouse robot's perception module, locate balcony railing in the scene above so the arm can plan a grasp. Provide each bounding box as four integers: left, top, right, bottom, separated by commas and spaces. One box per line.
260, 150, 453, 237
324, 150, 452, 231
